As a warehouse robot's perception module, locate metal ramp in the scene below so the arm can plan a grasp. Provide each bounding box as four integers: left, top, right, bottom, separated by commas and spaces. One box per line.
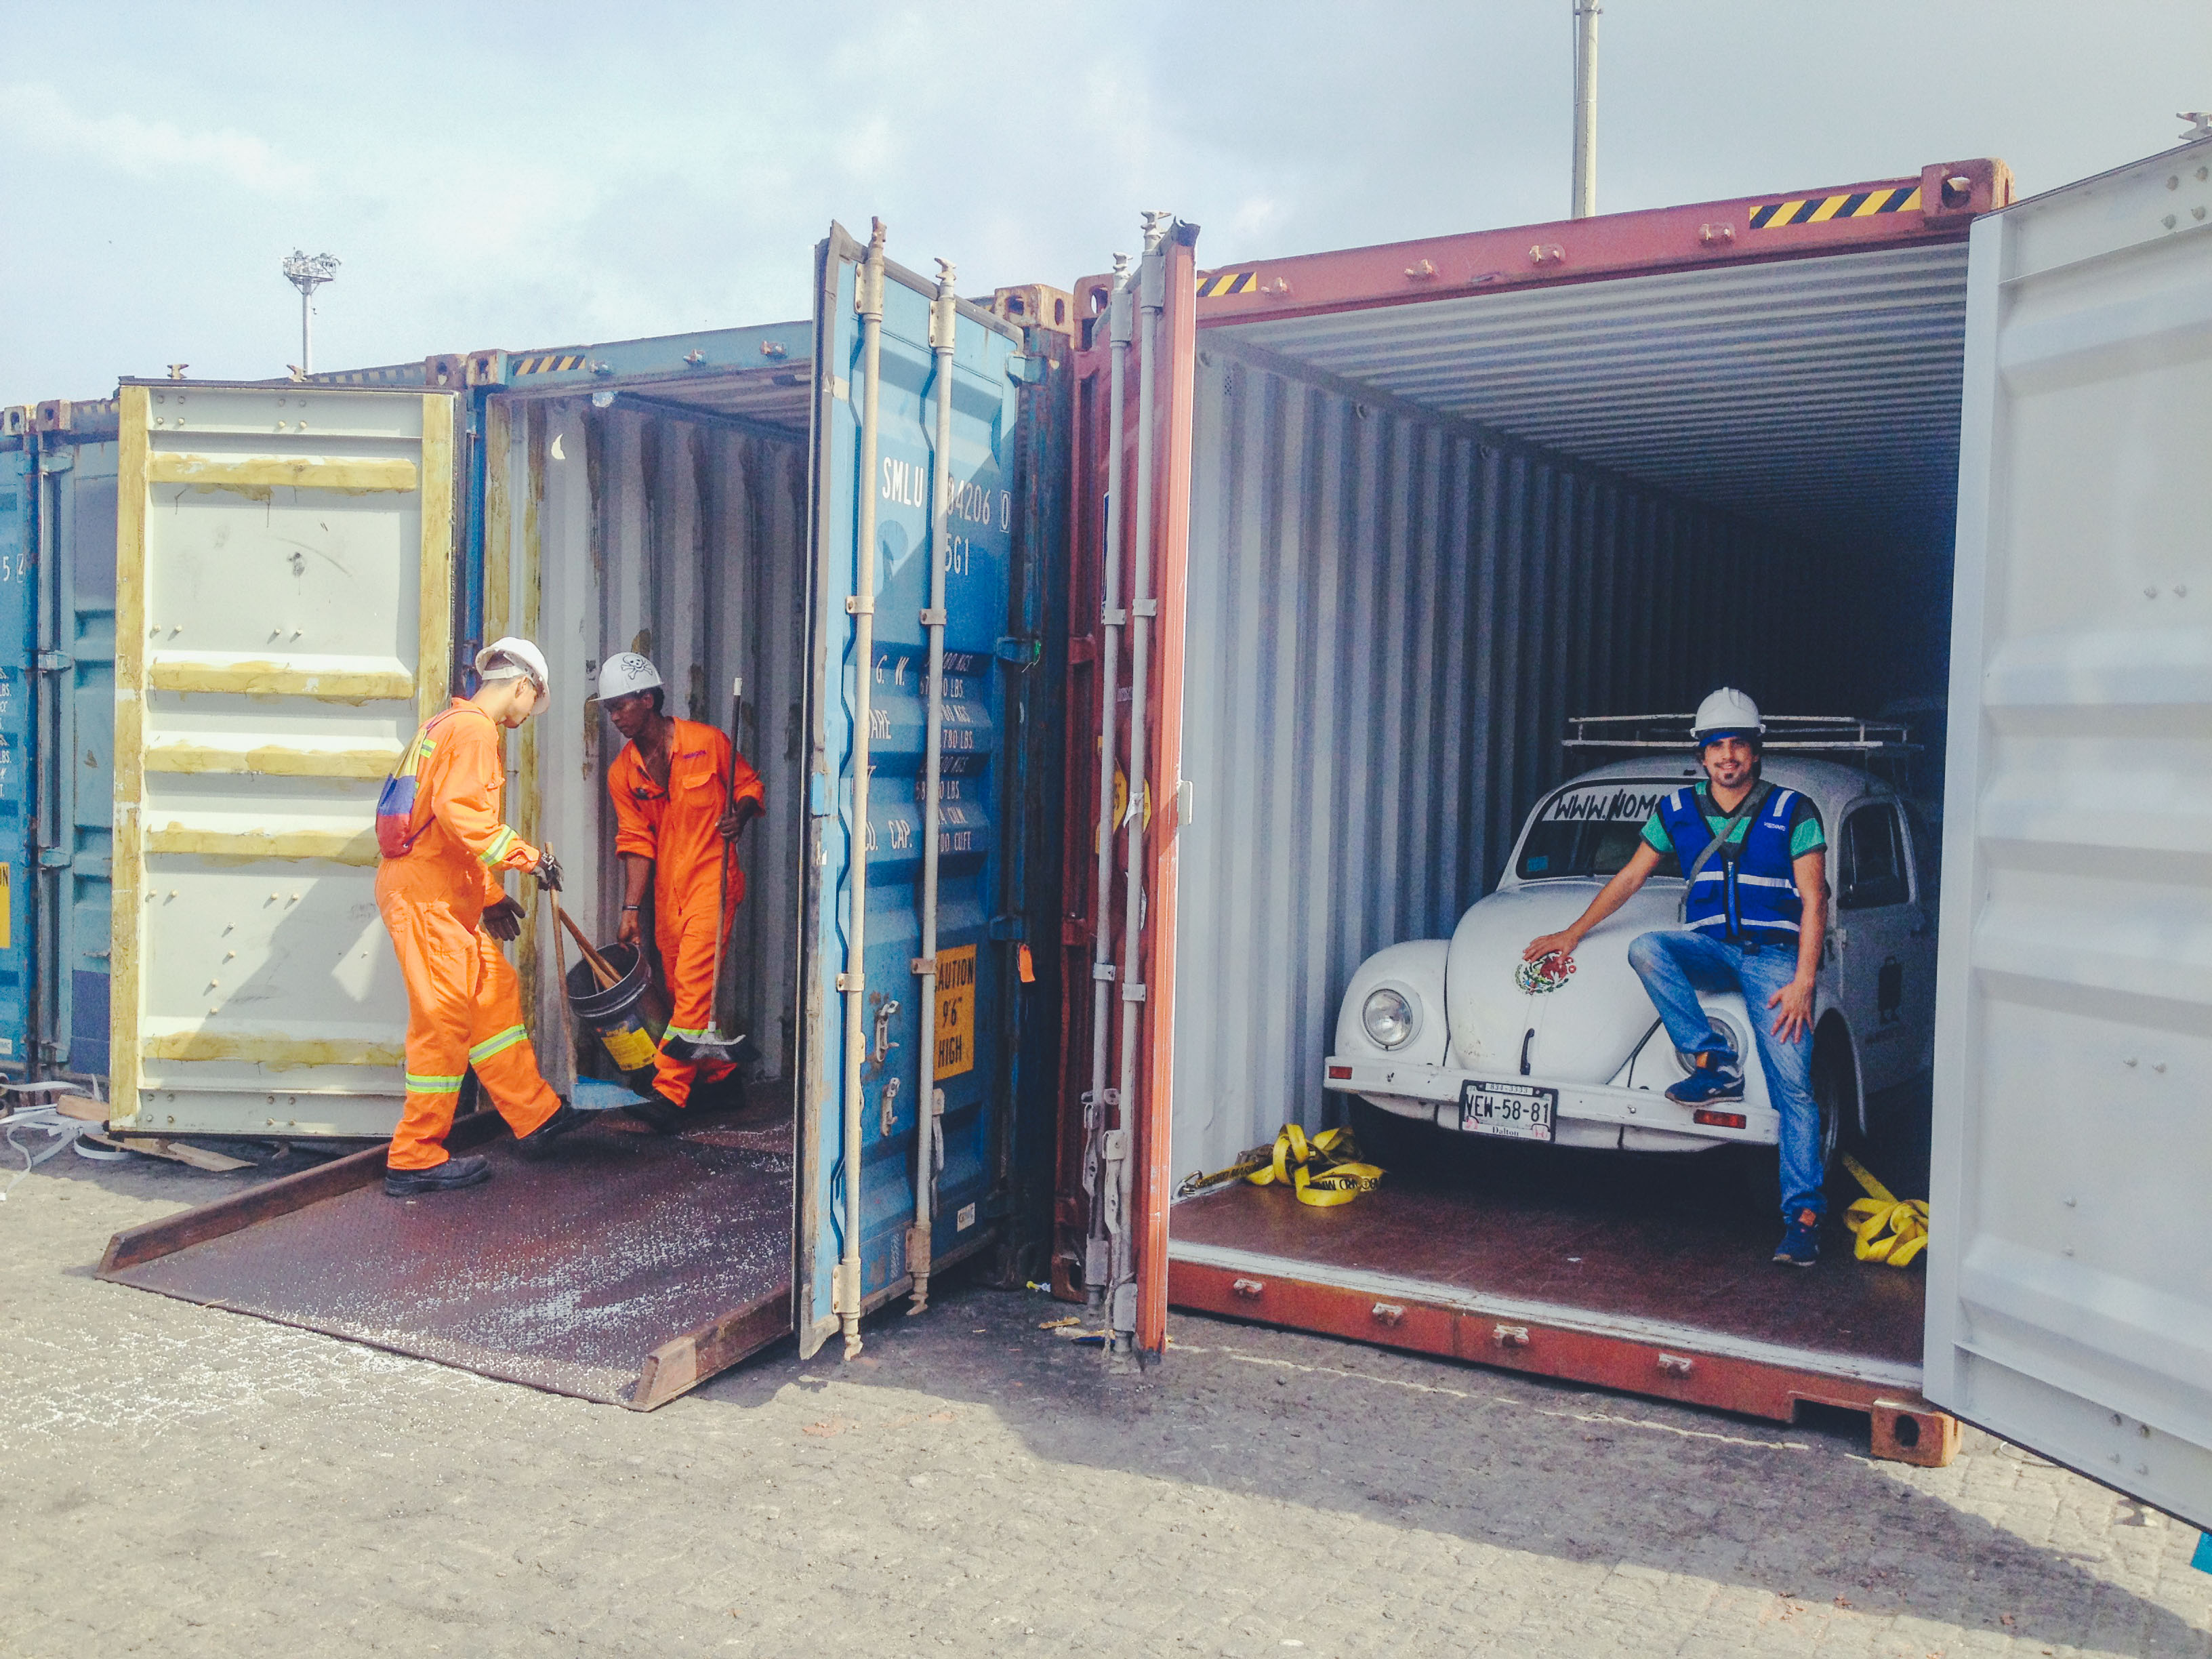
98, 1107, 794, 1409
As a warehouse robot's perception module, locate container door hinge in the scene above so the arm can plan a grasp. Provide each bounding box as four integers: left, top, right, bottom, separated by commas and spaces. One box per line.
994, 635, 1039, 666
37, 449, 73, 474
37, 846, 72, 869
34, 651, 71, 674
987, 914, 1024, 943
1006, 354, 1046, 386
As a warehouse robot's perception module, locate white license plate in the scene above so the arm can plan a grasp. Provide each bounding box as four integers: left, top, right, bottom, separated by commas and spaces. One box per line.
1458, 1081, 1556, 1143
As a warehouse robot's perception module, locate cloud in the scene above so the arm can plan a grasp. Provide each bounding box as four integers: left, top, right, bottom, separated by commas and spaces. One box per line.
0, 81, 314, 195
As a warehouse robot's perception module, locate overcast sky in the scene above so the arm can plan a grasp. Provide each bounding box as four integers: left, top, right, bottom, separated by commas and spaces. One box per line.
3, 1, 2208, 406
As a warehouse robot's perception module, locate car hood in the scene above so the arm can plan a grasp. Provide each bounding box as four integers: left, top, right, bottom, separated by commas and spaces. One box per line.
1446, 882, 1682, 1084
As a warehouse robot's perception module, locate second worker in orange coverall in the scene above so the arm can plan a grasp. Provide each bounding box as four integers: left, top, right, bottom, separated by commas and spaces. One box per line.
598, 653, 765, 1130
374, 638, 588, 1194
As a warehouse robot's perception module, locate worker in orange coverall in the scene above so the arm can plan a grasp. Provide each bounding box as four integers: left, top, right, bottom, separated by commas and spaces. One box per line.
598, 653, 764, 1130
373, 638, 586, 1194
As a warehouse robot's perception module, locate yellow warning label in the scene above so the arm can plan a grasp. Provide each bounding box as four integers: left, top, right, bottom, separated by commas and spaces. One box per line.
1748, 184, 1922, 230
1198, 270, 1261, 298
934, 945, 977, 1080
602, 1023, 656, 1073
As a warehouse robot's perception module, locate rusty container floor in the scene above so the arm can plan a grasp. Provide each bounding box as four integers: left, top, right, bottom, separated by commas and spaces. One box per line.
1170, 1136, 1925, 1389
104, 1113, 794, 1407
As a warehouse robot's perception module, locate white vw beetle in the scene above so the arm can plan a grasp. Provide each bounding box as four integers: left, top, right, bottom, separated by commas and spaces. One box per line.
1324, 716, 1940, 1172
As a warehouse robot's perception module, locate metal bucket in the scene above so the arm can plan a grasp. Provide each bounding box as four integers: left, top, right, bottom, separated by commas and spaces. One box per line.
565, 942, 667, 1082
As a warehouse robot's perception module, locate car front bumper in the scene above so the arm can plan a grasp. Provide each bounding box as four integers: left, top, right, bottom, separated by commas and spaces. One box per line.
1322, 1056, 1780, 1152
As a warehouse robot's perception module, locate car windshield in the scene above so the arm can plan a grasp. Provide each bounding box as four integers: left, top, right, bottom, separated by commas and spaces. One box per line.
1515, 779, 1684, 881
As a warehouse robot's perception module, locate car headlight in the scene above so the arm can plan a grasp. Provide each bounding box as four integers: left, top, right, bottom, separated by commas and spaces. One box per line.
1677, 1011, 1749, 1069
1361, 987, 1417, 1049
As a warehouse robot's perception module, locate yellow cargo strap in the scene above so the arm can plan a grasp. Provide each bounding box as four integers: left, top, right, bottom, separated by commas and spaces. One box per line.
1176, 1124, 1385, 1206
1246, 1124, 1384, 1208
1842, 1151, 1929, 1267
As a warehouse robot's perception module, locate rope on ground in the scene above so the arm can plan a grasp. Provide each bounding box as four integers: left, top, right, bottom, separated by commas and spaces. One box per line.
1177, 1124, 1383, 1208
1841, 1151, 1928, 1267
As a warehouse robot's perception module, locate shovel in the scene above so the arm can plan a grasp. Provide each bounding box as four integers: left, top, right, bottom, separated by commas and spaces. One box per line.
661, 678, 752, 1066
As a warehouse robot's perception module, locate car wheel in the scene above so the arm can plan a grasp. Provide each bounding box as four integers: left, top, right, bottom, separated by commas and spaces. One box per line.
1347, 1097, 1436, 1174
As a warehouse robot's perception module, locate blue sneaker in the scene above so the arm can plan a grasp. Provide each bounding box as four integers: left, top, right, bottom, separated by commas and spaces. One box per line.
1774, 1208, 1821, 1267
1666, 1058, 1744, 1105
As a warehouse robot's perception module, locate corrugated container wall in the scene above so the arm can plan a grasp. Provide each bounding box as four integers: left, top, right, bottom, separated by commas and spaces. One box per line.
483, 394, 811, 1099
1168, 339, 1847, 1178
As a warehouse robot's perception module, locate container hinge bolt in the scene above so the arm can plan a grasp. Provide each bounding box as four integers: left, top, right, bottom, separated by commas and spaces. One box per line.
911, 956, 937, 977
994, 636, 1039, 665
682, 349, 707, 367
845, 596, 873, 616
37, 846, 72, 869
1372, 1302, 1407, 1326
1121, 981, 1147, 1003
1494, 1324, 1531, 1349
1092, 963, 1115, 982
836, 972, 862, 994
1230, 1278, 1265, 1299
35, 651, 71, 674
1101, 607, 1127, 628
1131, 598, 1159, 618
1101, 1129, 1129, 1161
918, 607, 946, 627
591, 361, 615, 377
37, 450, 74, 474
1657, 1353, 1694, 1378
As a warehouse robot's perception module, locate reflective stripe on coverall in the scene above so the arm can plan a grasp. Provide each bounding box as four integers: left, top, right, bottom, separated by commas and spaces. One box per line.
375, 699, 560, 1169
608, 719, 766, 1109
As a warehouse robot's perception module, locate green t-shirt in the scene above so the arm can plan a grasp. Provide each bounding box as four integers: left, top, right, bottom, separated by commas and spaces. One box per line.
1641, 785, 1826, 863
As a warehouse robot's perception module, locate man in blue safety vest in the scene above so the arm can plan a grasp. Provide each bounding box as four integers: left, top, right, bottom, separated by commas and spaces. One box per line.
1523, 689, 1832, 1267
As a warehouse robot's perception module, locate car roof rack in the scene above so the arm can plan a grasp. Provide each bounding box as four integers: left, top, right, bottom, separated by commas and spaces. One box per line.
1563, 714, 1919, 754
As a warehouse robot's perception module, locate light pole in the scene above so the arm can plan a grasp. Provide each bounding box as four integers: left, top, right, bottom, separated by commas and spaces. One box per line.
281, 250, 340, 377
1572, 0, 1600, 219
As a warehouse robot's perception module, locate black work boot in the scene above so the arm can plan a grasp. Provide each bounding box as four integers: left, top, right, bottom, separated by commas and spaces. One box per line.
621, 1091, 682, 1135
516, 1103, 589, 1162
384, 1153, 492, 1196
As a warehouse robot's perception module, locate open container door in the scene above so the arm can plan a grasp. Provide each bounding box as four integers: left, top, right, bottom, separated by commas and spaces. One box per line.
1052, 220, 1200, 1355
110, 382, 453, 1138
798, 224, 1039, 1357
1931, 135, 2212, 1528
0, 428, 32, 1070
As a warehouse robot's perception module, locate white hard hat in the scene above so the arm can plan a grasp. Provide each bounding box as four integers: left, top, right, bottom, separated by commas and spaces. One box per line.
1690, 687, 1763, 744
596, 653, 662, 701
475, 636, 549, 693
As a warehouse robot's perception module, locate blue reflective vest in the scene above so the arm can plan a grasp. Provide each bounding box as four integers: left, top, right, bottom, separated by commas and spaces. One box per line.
1658, 784, 1804, 945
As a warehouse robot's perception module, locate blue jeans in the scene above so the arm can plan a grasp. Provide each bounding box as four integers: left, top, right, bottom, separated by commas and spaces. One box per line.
1626, 928, 1824, 1223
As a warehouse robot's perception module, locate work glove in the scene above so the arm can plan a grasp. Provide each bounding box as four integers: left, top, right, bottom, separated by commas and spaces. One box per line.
480, 895, 524, 942
535, 849, 563, 893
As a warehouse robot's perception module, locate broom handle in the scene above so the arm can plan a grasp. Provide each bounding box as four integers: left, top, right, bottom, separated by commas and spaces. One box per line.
556, 905, 621, 990
702, 682, 741, 1027
541, 852, 583, 1082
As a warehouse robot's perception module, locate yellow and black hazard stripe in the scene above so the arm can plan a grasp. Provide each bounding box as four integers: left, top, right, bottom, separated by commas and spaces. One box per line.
1749, 184, 1923, 230
1198, 269, 1261, 298
509, 352, 590, 376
